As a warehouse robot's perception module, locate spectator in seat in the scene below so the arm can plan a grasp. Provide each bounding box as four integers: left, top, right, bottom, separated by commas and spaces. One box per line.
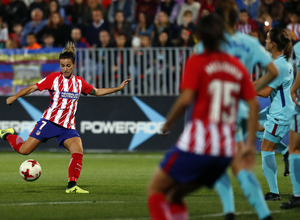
28, 0, 47, 16
82, 0, 107, 27
21, 8, 47, 47
37, 12, 71, 47
135, 0, 158, 23
70, 0, 88, 30
176, 27, 194, 47
42, 32, 56, 48
85, 8, 109, 48
132, 12, 154, 40
0, 16, 9, 48
44, 0, 70, 25
177, 0, 200, 26
287, 11, 300, 43
5, 0, 28, 30
25, 32, 41, 49
153, 11, 173, 44
5, 38, 18, 49
110, 10, 132, 43
237, 9, 259, 38
9, 22, 23, 48
257, 0, 284, 28
71, 27, 89, 48
154, 0, 181, 24
107, 0, 135, 24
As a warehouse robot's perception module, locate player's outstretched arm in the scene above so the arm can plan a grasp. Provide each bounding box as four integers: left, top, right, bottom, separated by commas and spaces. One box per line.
254, 62, 278, 92
6, 84, 39, 105
89, 79, 131, 96
161, 89, 195, 134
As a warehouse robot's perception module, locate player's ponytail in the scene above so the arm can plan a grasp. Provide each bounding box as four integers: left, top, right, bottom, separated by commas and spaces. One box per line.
59, 41, 76, 63
269, 28, 292, 61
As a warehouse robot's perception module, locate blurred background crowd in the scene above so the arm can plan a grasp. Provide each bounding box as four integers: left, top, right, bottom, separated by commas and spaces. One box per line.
0, 0, 299, 51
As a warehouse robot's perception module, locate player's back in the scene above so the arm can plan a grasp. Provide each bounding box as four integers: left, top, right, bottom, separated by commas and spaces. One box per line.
178, 51, 256, 156
195, 31, 272, 74
223, 32, 272, 72
181, 52, 255, 125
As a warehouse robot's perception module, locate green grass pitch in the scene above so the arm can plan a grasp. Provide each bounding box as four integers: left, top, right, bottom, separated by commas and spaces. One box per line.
0, 151, 300, 220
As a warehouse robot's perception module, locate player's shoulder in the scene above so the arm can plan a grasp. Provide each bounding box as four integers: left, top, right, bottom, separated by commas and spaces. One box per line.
235, 31, 258, 43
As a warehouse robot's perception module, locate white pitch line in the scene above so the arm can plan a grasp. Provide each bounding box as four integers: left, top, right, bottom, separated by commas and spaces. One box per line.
0, 200, 126, 207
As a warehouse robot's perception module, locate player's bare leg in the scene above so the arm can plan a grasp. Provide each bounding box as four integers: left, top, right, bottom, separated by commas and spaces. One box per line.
0, 128, 41, 155
64, 137, 88, 193
147, 168, 182, 220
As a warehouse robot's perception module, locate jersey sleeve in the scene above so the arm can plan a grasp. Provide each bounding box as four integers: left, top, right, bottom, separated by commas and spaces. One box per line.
267, 61, 283, 89
180, 56, 201, 91
35, 72, 57, 91
80, 77, 93, 95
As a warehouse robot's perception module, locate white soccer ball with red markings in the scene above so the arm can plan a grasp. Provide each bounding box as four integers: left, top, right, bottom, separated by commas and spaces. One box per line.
19, 159, 42, 181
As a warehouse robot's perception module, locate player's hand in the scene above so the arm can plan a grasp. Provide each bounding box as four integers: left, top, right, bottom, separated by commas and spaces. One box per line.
291, 90, 300, 107
119, 79, 131, 90
161, 121, 172, 135
241, 145, 256, 170
6, 96, 17, 105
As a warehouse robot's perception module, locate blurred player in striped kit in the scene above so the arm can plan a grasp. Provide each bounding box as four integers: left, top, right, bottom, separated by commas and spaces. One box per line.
147, 13, 261, 220
0, 42, 131, 193
194, 0, 278, 219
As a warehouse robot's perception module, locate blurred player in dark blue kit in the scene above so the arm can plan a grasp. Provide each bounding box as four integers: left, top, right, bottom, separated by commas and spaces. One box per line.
147, 13, 262, 220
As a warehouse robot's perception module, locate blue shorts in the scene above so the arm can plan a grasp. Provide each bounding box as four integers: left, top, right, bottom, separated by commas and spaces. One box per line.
30, 119, 80, 148
263, 120, 289, 144
160, 147, 232, 188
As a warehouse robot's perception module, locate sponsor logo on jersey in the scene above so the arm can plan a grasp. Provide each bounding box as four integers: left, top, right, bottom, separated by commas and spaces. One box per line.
60, 91, 79, 100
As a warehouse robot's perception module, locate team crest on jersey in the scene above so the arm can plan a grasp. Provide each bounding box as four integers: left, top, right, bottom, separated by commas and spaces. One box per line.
60, 91, 79, 100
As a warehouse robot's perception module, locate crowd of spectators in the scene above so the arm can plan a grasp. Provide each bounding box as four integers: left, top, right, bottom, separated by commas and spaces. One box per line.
0, 0, 299, 50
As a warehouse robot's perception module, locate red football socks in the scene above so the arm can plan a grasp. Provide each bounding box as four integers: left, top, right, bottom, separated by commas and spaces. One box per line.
6, 134, 24, 153
170, 203, 188, 220
148, 193, 172, 220
68, 153, 83, 182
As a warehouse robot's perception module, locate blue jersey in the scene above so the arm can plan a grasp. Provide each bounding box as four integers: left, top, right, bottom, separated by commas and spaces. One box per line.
267, 55, 295, 125
293, 42, 300, 113
294, 42, 300, 72
194, 31, 273, 73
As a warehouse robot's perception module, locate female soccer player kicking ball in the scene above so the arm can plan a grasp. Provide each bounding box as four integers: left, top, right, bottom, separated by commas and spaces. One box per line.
0, 42, 131, 193
255, 28, 294, 201
147, 13, 265, 220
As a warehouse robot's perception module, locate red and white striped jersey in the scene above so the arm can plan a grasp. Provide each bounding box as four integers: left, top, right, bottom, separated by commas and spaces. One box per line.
36, 72, 93, 129
178, 52, 256, 157
287, 23, 300, 41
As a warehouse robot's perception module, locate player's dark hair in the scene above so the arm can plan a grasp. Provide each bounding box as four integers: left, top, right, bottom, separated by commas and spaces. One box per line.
197, 13, 224, 52
59, 41, 76, 63
215, 0, 238, 28
269, 28, 292, 61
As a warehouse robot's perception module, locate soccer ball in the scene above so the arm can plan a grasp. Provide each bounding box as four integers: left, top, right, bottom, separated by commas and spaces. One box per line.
19, 159, 42, 181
